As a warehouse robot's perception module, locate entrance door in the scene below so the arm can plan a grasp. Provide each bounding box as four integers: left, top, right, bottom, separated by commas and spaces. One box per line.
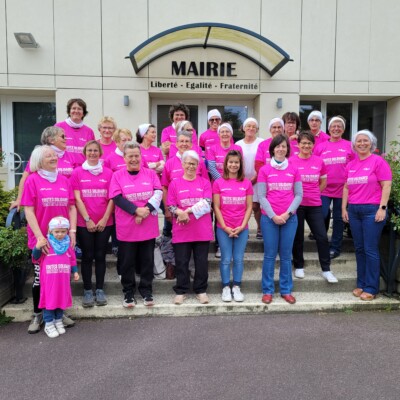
152, 99, 253, 144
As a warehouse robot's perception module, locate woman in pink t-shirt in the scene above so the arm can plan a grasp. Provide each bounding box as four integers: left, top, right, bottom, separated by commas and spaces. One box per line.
257, 135, 302, 304
314, 116, 354, 259
168, 120, 202, 160
282, 111, 301, 158
342, 130, 392, 301
306, 110, 330, 147
103, 128, 133, 172
10, 126, 75, 211
21, 145, 77, 334
71, 140, 114, 308
291, 131, 338, 283
55, 98, 95, 166
110, 142, 162, 308
136, 124, 165, 175
97, 116, 117, 160
167, 150, 213, 305
213, 150, 253, 302
206, 123, 243, 181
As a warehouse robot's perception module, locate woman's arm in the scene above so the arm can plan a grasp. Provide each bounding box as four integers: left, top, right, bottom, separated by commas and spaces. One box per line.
213, 193, 233, 235
375, 180, 392, 222
319, 176, 327, 192
9, 171, 29, 211
74, 189, 96, 232
342, 183, 349, 222
68, 205, 77, 247
96, 200, 114, 232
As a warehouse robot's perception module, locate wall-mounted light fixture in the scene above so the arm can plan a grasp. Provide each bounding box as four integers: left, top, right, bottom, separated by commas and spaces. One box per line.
14, 32, 39, 48
276, 98, 283, 109
123, 95, 130, 107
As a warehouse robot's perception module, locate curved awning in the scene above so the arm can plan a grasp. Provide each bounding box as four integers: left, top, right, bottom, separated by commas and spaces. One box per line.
127, 23, 291, 77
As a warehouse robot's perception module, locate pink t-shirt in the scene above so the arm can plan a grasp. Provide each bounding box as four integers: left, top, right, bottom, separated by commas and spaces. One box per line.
109, 168, 161, 241
289, 140, 300, 158
168, 142, 202, 160
161, 155, 209, 186
346, 154, 392, 205
314, 139, 355, 198
70, 167, 114, 227
38, 247, 76, 310
21, 173, 75, 249
199, 129, 234, 153
161, 125, 198, 145
140, 145, 164, 165
212, 178, 253, 229
257, 162, 301, 216
167, 177, 214, 243
206, 143, 243, 177
290, 155, 327, 206
313, 131, 330, 147
103, 151, 126, 172
255, 138, 273, 165
55, 121, 95, 166
98, 140, 117, 160
25, 152, 75, 179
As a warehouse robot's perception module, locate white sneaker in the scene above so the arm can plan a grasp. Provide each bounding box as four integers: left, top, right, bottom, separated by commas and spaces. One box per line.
55, 319, 66, 335
232, 286, 244, 302
322, 271, 338, 283
215, 248, 221, 258
44, 323, 59, 339
294, 268, 305, 279
221, 286, 232, 302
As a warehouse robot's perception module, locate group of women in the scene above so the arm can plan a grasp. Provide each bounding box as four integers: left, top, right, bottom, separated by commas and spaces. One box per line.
16, 98, 392, 333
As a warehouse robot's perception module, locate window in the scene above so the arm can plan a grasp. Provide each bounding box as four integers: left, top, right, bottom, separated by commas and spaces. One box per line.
326, 103, 352, 140
299, 101, 321, 130
358, 101, 386, 152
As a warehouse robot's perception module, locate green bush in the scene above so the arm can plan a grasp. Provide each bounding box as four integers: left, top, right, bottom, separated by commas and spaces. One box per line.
0, 182, 18, 227
0, 227, 28, 269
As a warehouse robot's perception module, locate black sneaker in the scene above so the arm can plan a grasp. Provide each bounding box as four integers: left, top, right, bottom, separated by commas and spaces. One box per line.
122, 292, 136, 308
143, 294, 155, 307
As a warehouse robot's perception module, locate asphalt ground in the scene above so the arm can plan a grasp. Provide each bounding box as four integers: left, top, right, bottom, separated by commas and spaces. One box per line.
1, 311, 400, 400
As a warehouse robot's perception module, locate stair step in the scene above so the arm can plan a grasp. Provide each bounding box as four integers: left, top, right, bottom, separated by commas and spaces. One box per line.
4, 291, 399, 323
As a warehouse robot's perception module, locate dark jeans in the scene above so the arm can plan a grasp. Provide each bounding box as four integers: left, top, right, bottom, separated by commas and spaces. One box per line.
32, 263, 41, 314
322, 196, 343, 254
119, 239, 155, 298
77, 226, 112, 291
293, 205, 331, 272
173, 241, 210, 295
348, 204, 386, 295
161, 202, 172, 237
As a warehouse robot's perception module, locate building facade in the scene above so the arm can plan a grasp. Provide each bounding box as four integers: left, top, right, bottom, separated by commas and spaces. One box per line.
1, 0, 400, 188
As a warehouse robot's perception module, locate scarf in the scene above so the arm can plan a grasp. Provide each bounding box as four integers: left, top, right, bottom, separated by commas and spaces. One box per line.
82, 160, 103, 176
270, 157, 289, 170
38, 169, 58, 183
47, 233, 70, 255
65, 117, 84, 129
50, 145, 65, 158
115, 147, 124, 157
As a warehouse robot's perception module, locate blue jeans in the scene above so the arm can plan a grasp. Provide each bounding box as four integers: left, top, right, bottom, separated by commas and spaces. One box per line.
43, 308, 63, 323
216, 227, 249, 286
348, 204, 386, 295
322, 196, 343, 254
261, 214, 298, 295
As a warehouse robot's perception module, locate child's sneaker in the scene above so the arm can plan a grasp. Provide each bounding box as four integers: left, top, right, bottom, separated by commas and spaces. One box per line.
55, 319, 66, 335
44, 323, 59, 339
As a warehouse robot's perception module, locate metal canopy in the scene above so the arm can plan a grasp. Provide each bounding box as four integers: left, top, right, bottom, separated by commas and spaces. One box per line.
128, 23, 291, 76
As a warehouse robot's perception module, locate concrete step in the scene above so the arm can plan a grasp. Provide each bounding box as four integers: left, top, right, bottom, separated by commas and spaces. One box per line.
4, 291, 399, 323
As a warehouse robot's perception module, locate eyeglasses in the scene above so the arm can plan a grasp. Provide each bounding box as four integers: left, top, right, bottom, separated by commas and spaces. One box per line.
100, 126, 115, 130
58, 134, 66, 139
309, 119, 321, 123
184, 162, 197, 167
209, 118, 221, 123
299, 141, 313, 146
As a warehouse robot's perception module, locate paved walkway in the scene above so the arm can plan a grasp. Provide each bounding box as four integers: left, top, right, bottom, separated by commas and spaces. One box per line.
1, 311, 400, 400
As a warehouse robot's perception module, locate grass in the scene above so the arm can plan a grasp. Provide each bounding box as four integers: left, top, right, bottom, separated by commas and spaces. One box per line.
0, 310, 14, 326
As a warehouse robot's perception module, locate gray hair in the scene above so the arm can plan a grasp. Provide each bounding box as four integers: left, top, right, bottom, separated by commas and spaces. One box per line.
29, 145, 54, 172
41, 126, 65, 145
352, 130, 377, 152
123, 141, 141, 156
177, 130, 193, 142
181, 150, 199, 164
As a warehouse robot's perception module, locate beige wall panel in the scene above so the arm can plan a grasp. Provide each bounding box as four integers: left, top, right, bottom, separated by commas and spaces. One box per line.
55, 89, 103, 132
334, 81, 369, 94
8, 74, 54, 88
149, 48, 260, 80
55, 76, 102, 90
260, 0, 302, 81
0, 0, 6, 73
386, 97, 400, 145
103, 90, 150, 134
260, 80, 300, 93
54, 0, 101, 76
300, 81, 335, 94
102, 0, 148, 78
370, 0, 400, 81
369, 82, 400, 95
149, 0, 260, 35
335, 0, 370, 81
6, 0, 54, 75
103, 77, 148, 91
0, 73, 7, 86
300, 0, 336, 81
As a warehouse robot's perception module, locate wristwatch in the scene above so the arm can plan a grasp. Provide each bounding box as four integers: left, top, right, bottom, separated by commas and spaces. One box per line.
380, 205, 387, 210
288, 211, 293, 217
84, 216, 91, 222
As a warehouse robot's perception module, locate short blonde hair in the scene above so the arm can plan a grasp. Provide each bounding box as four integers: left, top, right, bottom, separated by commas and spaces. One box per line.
113, 128, 132, 143
98, 116, 117, 130
29, 145, 54, 172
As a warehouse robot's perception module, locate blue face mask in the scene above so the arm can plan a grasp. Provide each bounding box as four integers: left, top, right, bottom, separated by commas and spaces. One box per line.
47, 233, 70, 255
